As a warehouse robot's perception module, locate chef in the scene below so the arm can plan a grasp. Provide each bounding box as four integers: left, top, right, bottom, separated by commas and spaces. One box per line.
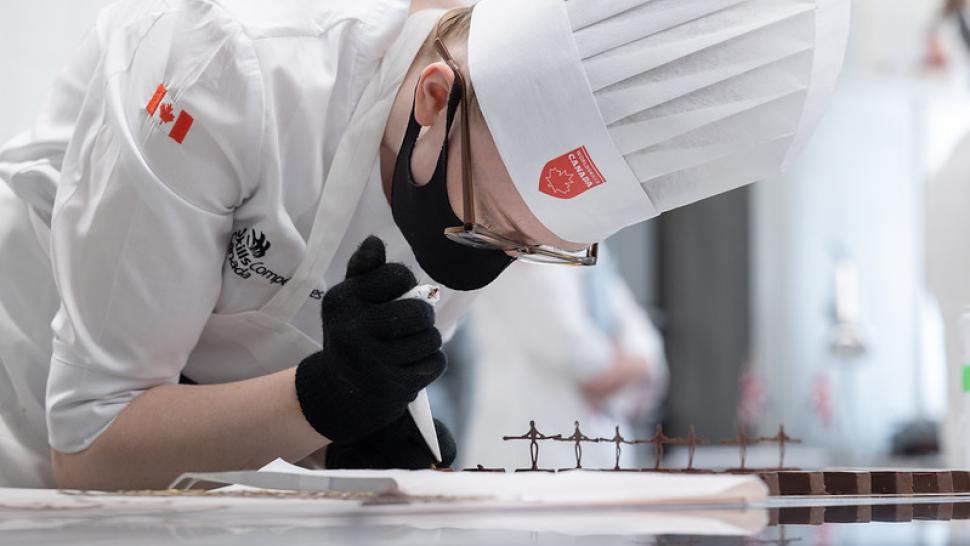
0, 0, 849, 489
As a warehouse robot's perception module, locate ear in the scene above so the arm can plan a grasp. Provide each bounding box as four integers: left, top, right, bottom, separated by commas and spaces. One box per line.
414, 61, 456, 127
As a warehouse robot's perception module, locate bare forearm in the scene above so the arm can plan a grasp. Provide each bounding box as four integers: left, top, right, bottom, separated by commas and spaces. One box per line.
52, 367, 327, 491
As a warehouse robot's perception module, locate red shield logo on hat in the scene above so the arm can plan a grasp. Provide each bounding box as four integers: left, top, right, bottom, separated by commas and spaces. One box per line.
539, 146, 606, 199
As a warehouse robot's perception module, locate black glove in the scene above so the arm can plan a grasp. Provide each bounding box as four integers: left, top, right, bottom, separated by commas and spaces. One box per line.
295, 236, 447, 443
325, 413, 457, 470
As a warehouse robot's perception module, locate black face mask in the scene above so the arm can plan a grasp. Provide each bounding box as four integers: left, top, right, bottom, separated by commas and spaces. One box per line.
391, 82, 514, 292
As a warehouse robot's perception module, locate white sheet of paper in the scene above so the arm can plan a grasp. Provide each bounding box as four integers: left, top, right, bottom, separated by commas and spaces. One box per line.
255, 458, 767, 506
0, 486, 766, 537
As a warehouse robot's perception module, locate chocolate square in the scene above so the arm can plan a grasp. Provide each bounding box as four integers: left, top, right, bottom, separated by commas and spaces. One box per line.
951, 471, 970, 493
823, 471, 872, 495
759, 472, 780, 496
870, 472, 914, 495
777, 471, 825, 496
910, 471, 954, 494
911, 472, 940, 494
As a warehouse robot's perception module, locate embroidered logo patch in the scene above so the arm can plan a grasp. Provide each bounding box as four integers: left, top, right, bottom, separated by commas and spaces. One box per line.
146, 83, 194, 144
539, 146, 606, 200
226, 228, 289, 286
223, 227, 326, 300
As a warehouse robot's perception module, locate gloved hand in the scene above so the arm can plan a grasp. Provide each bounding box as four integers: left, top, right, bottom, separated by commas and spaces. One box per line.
295, 236, 446, 443
325, 413, 457, 470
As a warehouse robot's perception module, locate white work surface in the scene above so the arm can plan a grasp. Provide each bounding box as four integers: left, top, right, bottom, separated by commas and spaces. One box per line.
0, 462, 770, 545
6, 481, 970, 545
0, 488, 767, 544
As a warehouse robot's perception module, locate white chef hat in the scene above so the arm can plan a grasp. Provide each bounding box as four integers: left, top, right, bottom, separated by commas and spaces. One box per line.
468, 0, 850, 244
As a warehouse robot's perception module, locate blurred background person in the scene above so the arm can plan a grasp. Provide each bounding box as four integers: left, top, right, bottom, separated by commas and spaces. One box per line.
926, 0, 970, 81
460, 249, 668, 470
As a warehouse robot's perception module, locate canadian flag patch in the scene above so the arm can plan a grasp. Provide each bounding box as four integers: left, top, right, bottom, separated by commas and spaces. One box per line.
145, 84, 194, 144
539, 146, 606, 199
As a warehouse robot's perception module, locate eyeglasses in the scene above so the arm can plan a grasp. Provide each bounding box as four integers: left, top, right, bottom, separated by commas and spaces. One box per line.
432, 34, 598, 267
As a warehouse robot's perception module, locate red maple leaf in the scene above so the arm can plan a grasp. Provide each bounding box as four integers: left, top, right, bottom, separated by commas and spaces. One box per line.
544, 167, 574, 195
159, 103, 175, 124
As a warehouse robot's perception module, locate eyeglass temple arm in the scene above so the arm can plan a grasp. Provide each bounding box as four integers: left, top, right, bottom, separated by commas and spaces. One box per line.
434, 38, 476, 229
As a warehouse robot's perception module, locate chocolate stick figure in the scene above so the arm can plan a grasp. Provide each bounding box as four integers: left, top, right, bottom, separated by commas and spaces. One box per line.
595, 426, 631, 471
724, 426, 749, 470
634, 423, 672, 470
738, 426, 749, 470
765, 425, 801, 470
503, 420, 561, 471
686, 425, 699, 471
554, 421, 598, 469
662, 425, 702, 471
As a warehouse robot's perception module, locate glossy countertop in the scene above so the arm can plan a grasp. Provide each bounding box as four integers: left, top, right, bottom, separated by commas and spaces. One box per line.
3, 488, 970, 545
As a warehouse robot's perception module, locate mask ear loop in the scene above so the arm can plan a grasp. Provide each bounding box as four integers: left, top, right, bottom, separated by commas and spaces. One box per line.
429, 77, 464, 185
396, 78, 462, 191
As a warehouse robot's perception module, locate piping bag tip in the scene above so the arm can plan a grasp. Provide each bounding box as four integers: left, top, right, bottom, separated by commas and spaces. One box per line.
409, 390, 443, 463
399, 285, 443, 463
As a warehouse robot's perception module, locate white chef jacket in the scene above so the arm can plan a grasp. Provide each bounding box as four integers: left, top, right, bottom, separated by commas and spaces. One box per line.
0, 0, 476, 472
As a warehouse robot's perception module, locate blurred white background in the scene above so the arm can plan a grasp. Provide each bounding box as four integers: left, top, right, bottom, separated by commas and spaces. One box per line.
751, 0, 970, 466
0, 1, 115, 143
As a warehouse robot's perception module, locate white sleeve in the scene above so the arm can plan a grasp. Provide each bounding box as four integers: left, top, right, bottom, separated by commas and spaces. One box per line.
45, 14, 265, 454
474, 263, 614, 382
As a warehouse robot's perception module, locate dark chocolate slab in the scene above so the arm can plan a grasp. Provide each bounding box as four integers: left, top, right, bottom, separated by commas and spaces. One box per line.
952, 471, 970, 493
758, 472, 780, 496
823, 471, 872, 495
870, 471, 914, 495
912, 472, 954, 494
777, 472, 825, 496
